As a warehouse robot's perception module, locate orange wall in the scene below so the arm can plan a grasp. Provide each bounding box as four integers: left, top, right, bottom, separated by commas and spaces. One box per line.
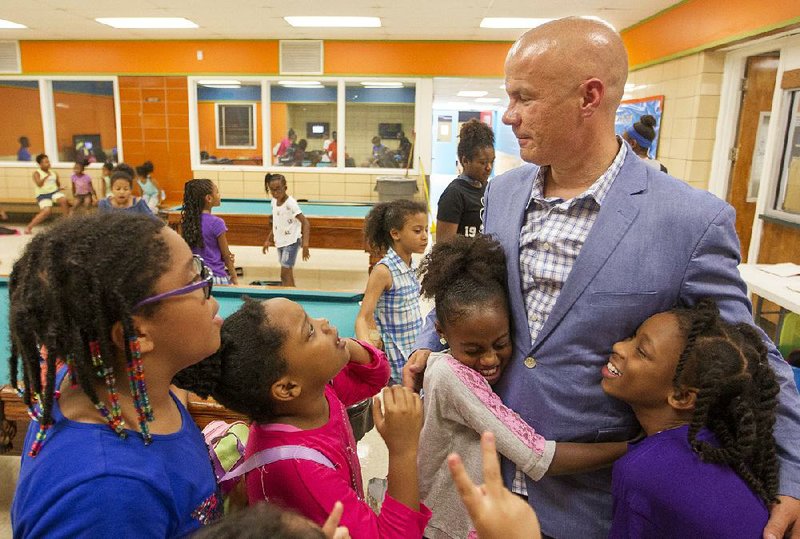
270, 103, 288, 159
21, 41, 279, 75
621, 0, 800, 69
197, 101, 263, 160
20, 40, 510, 77
0, 86, 44, 158
118, 76, 191, 203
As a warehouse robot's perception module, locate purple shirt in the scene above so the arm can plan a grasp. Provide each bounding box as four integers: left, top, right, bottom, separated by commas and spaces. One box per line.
190, 213, 228, 278
610, 424, 768, 538
71, 173, 93, 195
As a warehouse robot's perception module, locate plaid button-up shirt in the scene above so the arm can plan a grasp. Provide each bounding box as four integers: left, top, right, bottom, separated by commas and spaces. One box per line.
513, 141, 627, 495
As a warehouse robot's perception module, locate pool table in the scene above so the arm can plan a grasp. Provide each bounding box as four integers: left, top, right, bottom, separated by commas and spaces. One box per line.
164, 198, 379, 268
0, 281, 366, 454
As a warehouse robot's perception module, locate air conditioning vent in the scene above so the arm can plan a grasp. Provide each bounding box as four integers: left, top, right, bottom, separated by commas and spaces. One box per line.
279, 40, 323, 75
0, 41, 21, 74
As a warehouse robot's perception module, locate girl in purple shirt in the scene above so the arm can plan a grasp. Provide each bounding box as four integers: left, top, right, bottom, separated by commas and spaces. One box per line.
602, 299, 779, 538
180, 179, 238, 285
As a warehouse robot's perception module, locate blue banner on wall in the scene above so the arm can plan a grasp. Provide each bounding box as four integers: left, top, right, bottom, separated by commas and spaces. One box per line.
615, 96, 664, 159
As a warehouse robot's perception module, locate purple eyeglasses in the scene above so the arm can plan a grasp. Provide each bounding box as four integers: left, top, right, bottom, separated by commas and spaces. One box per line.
133, 255, 213, 310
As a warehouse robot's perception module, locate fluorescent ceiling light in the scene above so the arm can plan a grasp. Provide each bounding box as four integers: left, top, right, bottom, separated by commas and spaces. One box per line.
457, 90, 488, 98
203, 84, 241, 89
95, 17, 198, 29
361, 82, 402, 87
0, 19, 27, 29
475, 97, 501, 103
198, 79, 241, 86
480, 17, 552, 29
284, 16, 380, 28
278, 80, 322, 86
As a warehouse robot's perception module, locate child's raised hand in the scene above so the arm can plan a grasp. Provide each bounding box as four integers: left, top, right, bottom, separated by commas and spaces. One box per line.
372, 386, 422, 457
449, 432, 541, 539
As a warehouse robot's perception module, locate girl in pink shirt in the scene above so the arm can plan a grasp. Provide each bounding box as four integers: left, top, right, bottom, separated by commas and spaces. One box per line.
175, 298, 431, 539
71, 160, 96, 211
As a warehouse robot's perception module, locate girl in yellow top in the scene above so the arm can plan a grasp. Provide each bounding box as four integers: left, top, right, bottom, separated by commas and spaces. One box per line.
25, 153, 69, 234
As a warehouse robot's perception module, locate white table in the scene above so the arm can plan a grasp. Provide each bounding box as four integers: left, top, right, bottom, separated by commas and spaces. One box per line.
738, 264, 800, 341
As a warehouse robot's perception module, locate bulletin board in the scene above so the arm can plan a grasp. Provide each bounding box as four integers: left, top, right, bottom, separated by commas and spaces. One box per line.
615, 95, 665, 159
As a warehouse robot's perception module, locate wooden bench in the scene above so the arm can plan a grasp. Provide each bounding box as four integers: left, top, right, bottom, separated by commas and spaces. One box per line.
0, 385, 246, 456
0, 197, 71, 219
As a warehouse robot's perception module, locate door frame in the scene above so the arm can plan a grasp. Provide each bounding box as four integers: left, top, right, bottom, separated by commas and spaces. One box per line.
710, 32, 800, 262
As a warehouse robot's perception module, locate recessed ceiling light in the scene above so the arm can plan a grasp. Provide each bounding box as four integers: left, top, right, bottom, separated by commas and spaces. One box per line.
480, 18, 552, 29
284, 16, 380, 28
457, 90, 488, 98
95, 17, 199, 29
475, 97, 501, 103
0, 19, 27, 29
198, 79, 241, 87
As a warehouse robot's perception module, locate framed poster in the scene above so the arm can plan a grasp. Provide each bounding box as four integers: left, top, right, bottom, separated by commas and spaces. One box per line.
615, 95, 665, 159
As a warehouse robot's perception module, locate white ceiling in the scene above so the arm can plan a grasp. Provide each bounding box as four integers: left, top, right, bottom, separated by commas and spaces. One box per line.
0, 0, 678, 41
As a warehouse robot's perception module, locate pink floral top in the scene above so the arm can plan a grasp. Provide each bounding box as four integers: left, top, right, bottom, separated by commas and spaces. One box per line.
419, 352, 556, 539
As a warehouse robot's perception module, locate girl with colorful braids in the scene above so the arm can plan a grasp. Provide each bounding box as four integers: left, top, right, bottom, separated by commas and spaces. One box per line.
181, 178, 238, 285
602, 298, 780, 538
10, 212, 224, 537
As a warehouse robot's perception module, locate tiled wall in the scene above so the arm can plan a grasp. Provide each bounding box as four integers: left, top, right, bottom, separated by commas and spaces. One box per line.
344, 104, 415, 167
286, 104, 337, 154
626, 51, 725, 190
118, 76, 192, 201
0, 166, 106, 201
192, 169, 426, 204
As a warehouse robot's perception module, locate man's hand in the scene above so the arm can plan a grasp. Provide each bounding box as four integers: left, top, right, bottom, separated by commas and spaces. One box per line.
402, 348, 431, 392
449, 432, 541, 539
321, 501, 351, 539
765, 495, 800, 539
302, 246, 310, 261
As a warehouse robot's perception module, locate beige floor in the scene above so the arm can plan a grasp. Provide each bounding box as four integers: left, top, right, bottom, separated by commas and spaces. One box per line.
0, 217, 425, 535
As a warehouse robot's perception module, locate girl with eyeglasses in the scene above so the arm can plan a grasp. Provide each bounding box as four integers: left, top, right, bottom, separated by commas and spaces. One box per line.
10, 213, 224, 537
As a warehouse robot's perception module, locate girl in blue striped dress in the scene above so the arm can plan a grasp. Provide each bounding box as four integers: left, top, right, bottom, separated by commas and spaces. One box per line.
356, 200, 429, 384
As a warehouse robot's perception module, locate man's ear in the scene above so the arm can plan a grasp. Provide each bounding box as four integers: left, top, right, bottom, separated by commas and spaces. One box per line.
271, 376, 302, 402
579, 78, 604, 117
111, 318, 155, 355
667, 386, 697, 411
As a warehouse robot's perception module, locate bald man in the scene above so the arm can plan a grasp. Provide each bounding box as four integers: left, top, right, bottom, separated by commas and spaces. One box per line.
408, 16, 800, 538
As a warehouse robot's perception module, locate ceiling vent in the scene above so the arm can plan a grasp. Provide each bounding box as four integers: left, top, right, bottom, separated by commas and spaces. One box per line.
0, 41, 21, 73
279, 40, 323, 75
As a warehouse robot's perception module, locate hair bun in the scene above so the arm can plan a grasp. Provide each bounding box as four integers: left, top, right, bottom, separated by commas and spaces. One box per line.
640, 115, 657, 128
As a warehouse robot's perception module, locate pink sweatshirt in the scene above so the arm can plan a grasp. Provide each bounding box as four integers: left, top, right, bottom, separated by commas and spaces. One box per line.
245, 340, 431, 539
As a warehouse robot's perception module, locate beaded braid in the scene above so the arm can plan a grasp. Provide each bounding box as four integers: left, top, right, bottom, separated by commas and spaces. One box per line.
181, 179, 215, 250
671, 299, 780, 505
7, 213, 170, 455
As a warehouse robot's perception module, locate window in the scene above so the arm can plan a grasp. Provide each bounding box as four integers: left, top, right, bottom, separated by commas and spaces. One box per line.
0, 80, 44, 162
775, 90, 800, 215
52, 80, 118, 164
189, 77, 419, 172
217, 104, 256, 148
345, 82, 416, 168
272, 82, 338, 168
198, 82, 262, 165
